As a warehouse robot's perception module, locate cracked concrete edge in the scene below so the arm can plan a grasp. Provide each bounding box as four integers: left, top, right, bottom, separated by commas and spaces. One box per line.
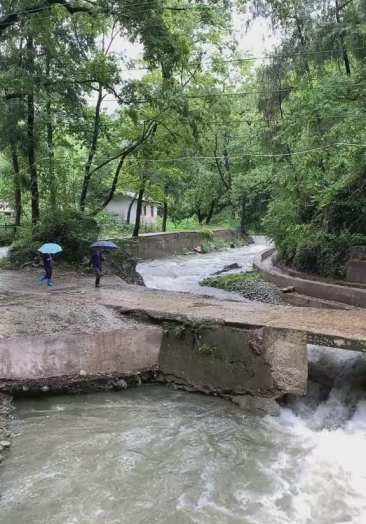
0, 392, 13, 465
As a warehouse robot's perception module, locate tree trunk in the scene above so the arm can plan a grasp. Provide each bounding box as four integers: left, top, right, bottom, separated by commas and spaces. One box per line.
9, 137, 22, 227
162, 199, 168, 231
80, 83, 103, 212
197, 207, 205, 224
240, 197, 246, 234
132, 181, 146, 238
335, 0, 351, 76
127, 193, 137, 224
46, 50, 56, 208
295, 16, 311, 76
26, 35, 39, 225
205, 199, 216, 224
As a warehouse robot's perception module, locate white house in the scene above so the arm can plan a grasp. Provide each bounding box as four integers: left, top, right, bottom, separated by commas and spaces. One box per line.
105, 192, 160, 225
0, 201, 14, 218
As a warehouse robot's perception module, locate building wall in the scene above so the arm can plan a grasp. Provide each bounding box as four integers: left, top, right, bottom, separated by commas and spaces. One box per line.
0, 201, 14, 218
105, 196, 159, 225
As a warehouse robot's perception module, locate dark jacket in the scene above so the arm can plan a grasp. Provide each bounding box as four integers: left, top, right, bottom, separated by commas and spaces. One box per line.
90, 251, 102, 272
42, 253, 53, 271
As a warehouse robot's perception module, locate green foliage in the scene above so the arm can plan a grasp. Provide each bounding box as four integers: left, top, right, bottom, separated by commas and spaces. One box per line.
0, 223, 16, 246
8, 210, 99, 266
291, 231, 365, 278
1, 0, 366, 278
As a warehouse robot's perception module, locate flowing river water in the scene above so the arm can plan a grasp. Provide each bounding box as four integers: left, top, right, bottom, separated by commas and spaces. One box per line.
1, 240, 366, 523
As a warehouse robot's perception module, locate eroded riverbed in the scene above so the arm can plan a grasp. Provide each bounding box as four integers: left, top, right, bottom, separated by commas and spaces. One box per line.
1, 241, 366, 523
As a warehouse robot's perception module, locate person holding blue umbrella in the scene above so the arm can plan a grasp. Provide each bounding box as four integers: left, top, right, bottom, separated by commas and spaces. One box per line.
90, 240, 118, 288
38, 243, 62, 287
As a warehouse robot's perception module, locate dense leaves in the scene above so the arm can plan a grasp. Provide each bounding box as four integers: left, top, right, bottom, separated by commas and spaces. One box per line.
0, 0, 365, 276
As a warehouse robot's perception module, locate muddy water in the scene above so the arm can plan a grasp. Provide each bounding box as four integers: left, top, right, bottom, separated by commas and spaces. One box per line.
137, 237, 269, 301
1, 240, 366, 523
2, 363, 366, 524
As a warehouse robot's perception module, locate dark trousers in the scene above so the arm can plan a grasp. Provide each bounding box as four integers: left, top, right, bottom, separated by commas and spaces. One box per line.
94, 269, 101, 287
42, 267, 52, 281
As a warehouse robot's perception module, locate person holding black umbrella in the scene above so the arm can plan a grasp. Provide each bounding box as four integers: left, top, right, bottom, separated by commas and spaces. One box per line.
89, 241, 118, 288
90, 248, 103, 288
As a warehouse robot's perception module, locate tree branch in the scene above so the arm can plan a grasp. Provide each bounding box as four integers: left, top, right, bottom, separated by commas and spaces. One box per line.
92, 122, 158, 215
213, 134, 230, 191
89, 120, 157, 177
0, 1, 94, 37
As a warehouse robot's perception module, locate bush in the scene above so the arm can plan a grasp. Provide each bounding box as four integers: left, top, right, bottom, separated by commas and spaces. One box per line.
8, 239, 40, 267
0, 225, 16, 246
279, 230, 366, 279
8, 210, 100, 267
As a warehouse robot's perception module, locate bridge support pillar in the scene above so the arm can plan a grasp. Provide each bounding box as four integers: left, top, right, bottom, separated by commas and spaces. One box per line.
159, 323, 307, 399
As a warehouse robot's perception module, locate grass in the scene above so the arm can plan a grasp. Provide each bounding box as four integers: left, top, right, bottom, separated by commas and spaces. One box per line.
201, 271, 262, 290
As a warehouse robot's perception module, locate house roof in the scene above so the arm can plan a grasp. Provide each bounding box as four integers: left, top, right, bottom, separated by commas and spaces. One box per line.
114, 192, 161, 205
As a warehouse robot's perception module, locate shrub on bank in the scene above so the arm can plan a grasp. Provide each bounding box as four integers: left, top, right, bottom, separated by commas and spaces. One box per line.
0, 225, 16, 246
8, 210, 100, 267
274, 227, 366, 279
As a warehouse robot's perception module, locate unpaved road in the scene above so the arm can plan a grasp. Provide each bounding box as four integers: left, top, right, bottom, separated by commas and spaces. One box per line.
1, 266, 366, 351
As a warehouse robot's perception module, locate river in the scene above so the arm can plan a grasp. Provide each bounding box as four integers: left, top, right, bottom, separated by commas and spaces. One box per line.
1, 240, 366, 523
137, 236, 269, 301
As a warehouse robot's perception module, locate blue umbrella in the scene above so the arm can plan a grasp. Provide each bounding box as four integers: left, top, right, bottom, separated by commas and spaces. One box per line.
91, 240, 118, 250
38, 243, 63, 255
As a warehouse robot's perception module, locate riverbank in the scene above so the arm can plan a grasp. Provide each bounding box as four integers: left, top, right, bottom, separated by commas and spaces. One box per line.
255, 248, 366, 308
200, 271, 284, 304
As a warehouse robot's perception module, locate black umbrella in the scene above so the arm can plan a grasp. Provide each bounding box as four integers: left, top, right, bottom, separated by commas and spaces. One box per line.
90, 240, 118, 250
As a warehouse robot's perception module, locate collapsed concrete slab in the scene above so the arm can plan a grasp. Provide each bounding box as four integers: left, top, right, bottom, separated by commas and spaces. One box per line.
0, 312, 307, 403
159, 323, 307, 398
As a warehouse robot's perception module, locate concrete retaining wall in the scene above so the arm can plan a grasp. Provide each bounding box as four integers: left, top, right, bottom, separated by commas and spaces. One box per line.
0, 315, 307, 401
255, 249, 366, 308
0, 325, 162, 381
114, 229, 240, 260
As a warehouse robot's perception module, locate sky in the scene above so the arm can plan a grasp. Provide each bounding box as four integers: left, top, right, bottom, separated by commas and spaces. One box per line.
98, 10, 278, 112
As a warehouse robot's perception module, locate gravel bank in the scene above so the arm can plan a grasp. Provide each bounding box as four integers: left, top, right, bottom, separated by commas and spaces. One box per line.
201, 272, 284, 305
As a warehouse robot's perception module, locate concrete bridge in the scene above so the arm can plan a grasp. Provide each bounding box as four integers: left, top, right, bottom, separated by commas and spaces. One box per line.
1, 270, 366, 405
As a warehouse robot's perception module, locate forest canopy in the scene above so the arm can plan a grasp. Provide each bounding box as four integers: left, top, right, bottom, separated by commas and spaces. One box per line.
0, 0, 365, 276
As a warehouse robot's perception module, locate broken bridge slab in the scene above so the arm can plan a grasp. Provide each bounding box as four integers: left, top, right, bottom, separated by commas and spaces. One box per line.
98, 284, 366, 353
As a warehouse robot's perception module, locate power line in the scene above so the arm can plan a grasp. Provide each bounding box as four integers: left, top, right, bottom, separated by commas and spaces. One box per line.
2, 44, 366, 72
126, 142, 366, 162
4, 0, 223, 22
10, 141, 364, 171
108, 44, 366, 71
102, 88, 294, 103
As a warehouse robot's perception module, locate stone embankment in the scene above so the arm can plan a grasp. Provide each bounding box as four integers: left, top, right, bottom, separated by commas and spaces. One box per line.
255, 248, 366, 309
114, 228, 240, 261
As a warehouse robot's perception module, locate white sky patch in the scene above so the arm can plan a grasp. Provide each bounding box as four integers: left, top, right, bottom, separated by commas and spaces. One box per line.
93, 14, 279, 113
